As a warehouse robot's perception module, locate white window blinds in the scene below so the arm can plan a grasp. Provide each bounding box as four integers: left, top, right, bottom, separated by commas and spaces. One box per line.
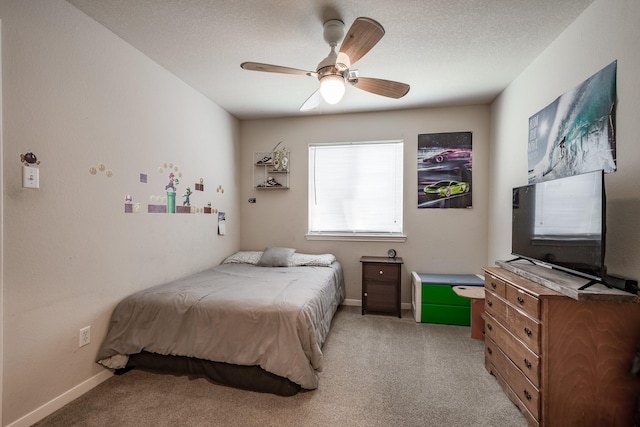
308, 140, 403, 235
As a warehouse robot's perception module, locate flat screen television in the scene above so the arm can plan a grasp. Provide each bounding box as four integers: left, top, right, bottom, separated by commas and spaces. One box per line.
511, 169, 606, 283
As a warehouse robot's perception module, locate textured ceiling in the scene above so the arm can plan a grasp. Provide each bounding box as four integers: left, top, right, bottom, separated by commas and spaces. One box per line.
65, 0, 595, 120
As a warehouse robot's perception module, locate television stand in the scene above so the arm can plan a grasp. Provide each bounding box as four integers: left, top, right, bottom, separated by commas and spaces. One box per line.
578, 278, 612, 290
505, 256, 536, 265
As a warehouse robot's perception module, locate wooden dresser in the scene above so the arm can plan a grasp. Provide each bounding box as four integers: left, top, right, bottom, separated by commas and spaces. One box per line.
482, 266, 640, 426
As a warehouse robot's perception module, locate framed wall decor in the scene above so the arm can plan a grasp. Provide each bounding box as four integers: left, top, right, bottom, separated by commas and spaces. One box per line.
417, 132, 472, 209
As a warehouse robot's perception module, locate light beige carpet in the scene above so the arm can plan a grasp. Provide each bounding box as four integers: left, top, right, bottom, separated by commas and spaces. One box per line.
34, 306, 527, 426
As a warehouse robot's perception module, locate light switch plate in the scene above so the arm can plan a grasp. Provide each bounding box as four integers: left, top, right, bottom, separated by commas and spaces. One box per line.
23, 166, 39, 189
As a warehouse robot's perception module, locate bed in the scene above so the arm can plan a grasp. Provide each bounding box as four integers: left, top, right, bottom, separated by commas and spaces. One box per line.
96, 249, 345, 395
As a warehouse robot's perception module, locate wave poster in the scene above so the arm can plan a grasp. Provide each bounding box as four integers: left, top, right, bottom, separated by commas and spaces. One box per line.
528, 60, 617, 183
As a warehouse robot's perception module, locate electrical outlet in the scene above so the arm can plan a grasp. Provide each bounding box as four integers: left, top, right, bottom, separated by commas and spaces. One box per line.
79, 326, 91, 347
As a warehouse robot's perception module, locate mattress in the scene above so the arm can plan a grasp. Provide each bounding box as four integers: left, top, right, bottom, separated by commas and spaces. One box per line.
97, 261, 345, 390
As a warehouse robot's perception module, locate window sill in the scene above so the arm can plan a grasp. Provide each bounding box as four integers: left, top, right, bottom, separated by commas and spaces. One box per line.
305, 233, 407, 242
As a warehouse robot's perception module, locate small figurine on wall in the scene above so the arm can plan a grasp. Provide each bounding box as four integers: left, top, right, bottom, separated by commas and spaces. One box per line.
183, 187, 192, 206
20, 151, 41, 166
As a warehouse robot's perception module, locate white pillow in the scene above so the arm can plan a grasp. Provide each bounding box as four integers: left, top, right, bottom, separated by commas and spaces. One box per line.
289, 253, 336, 267
222, 251, 263, 265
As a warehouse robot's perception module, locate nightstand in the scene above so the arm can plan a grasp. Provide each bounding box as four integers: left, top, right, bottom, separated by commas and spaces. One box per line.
360, 256, 403, 318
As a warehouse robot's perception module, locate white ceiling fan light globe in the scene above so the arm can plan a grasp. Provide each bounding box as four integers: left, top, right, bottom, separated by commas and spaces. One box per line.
319, 75, 346, 104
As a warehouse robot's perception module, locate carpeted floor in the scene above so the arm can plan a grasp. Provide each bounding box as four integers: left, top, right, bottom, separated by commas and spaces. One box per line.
34, 306, 527, 426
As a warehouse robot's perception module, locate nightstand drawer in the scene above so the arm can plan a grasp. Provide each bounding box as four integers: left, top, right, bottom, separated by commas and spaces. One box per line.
363, 264, 400, 282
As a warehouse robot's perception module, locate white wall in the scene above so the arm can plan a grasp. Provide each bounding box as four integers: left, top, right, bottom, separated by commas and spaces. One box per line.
488, 0, 640, 280
0, 1, 240, 425
239, 106, 491, 304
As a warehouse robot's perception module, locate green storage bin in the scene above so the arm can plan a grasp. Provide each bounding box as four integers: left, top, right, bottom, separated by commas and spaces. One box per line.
421, 303, 470, 326
412, 273, 484, 325
421, 283, 471, 306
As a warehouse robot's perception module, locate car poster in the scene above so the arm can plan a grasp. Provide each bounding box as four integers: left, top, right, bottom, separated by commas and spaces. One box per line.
528, 60, 617, 183
418, 132, 472, 209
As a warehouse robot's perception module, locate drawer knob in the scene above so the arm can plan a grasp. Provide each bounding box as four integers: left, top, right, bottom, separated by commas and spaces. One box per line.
524, 327, 532, 337
524, 358, 532, 369
517, 296, 525, 305
487, 347, 493, 355
487, 300, 493, 307
364, 292, 368, 297
491, 282, 497, 289
487, 323, 493, 331
523, 389, 532, 401
379, 270, 384, 275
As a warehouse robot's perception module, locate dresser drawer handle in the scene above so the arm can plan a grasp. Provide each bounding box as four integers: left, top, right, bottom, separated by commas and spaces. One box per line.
524, 327, 532, 337
487, 347, 493, 355
517, 296, 525, 305
486, 323, 493, 331
487, 300, 493, 307
379, 270, 384, 275
523, 389, 532, 401
524, 358, 532, 369
491, 282, 497, 289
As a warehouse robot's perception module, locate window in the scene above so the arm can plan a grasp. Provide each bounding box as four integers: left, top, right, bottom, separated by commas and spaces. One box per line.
308, 140, 404, 240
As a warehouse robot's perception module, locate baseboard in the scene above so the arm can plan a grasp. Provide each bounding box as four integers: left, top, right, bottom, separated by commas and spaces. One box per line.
342, 299, 412, 310
7, 369, 113, 427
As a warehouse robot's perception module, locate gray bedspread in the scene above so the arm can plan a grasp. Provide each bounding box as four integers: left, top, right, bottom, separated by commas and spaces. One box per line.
97, 262, 344, 389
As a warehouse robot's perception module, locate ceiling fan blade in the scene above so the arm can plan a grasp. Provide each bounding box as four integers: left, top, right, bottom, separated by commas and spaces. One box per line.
300, 89, 322, 111
339, 17, 385, 66
241, 62, 317, 77
350, 77, 410, 99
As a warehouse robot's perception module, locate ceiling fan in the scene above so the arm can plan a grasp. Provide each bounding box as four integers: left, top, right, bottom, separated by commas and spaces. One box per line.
241, 17, 410, 111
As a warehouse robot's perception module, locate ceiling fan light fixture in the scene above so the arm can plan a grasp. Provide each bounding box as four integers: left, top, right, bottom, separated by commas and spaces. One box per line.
319, 75, 345, 104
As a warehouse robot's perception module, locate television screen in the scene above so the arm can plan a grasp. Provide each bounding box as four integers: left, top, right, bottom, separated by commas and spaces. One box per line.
511, 169, 605, 281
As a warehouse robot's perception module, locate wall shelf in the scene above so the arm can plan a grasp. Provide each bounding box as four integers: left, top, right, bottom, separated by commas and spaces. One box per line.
253, 151, 290, 189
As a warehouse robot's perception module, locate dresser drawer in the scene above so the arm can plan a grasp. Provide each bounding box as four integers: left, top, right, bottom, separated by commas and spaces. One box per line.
484, 290, 507, 324
484, 318, 540, 388
363, 264, 399, 282
485, 340, 540, 421
485, 273, 507, 298
506, 285, 540, 319
505, 305, 541, 354
485, 358, 539, 427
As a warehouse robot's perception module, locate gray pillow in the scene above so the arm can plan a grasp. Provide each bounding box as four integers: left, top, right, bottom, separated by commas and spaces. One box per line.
257, 247, 296, 267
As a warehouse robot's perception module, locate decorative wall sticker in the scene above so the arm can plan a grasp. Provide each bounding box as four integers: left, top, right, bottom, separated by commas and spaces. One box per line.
89, 163, 113, 178
183, 187, 192, 206
195, 178, 204, 191
123, 194, 142, 213
148, 194, 167, 213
